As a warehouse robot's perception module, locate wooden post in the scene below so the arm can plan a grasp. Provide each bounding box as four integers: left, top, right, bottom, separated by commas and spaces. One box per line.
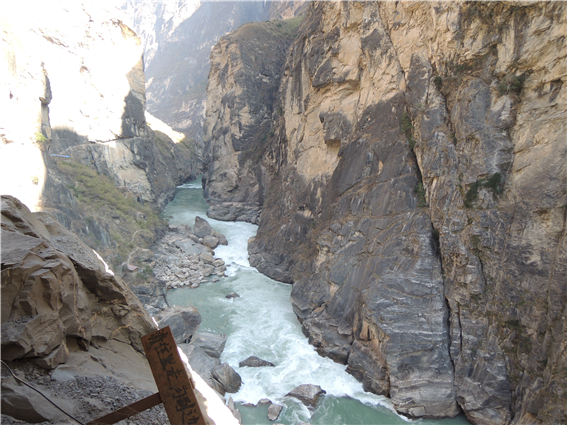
86, 393, 162, 425
86, 327, 206, 425
141, 326, 206, 425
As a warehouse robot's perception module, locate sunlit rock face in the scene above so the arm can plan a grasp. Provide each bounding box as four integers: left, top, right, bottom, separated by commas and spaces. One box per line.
0, 1, 198, 267
236, 2, 566, 423
123, 0, 307, 143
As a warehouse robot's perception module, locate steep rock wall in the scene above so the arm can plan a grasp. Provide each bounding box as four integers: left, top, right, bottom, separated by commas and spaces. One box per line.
243, 2, 565, 424
0, 1, 199, 267
202, 19, 303, 223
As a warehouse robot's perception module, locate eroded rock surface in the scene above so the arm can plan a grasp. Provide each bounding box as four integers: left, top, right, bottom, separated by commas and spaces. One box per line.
202, 19, 303, 224
201, 1, 566, 423
1, 195, 156, 365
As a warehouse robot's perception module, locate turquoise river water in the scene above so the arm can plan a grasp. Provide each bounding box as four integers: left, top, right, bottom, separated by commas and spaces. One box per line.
163, 179, 471, 425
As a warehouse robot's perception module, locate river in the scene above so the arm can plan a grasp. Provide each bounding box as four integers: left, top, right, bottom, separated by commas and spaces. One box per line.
162, 178, 471, 425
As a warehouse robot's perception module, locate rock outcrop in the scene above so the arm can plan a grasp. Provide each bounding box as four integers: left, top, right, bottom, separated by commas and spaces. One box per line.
1, 195, 156, 365
202, 18, 304, 223
203, 1, 566, 423
1, 196, 238, 425
0, 1, 199, 269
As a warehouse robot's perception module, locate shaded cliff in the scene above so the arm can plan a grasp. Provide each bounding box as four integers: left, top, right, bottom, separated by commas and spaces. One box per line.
202, 18, 304, 223
0, 1, 200, 269
204, 1, 566, 423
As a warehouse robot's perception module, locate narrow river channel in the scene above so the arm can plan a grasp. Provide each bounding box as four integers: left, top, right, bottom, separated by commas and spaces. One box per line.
162, 178, 471, 425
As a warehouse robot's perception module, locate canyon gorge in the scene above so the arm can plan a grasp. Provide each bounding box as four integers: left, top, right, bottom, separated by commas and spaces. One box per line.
1, 1, 566, 425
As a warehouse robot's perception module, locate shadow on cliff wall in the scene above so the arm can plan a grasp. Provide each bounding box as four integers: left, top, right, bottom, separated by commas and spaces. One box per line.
121, 90, 145, 138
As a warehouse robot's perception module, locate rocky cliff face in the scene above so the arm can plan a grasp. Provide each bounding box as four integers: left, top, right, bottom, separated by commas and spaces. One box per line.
204, 2, 566, 423
202, 18, 303, 223
1, 1, 199, 267
1, 195, 156, 367
124, 1, 306, 143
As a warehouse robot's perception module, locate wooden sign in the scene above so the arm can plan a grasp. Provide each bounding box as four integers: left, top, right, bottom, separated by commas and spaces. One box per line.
141, 326, 206, 425
87, 326, 206, 425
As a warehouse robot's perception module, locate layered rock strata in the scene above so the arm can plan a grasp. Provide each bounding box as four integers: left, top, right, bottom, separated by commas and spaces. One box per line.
202, 1, 566, 423
203, 19, 303, 223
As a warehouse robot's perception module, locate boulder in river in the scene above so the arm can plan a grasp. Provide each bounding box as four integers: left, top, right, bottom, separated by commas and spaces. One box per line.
267, 403, 283, 421
194, 216, 228, 245
226, 292, 240, 299
202, 235, 220, 249
239, 355, 275, 367
190, 332, 227, 358
286, 384, 326, 409
212, 363, 242, 393
155, 306, 201, 343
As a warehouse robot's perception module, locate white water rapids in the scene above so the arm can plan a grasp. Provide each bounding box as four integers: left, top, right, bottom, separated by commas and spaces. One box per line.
163, 180, 470, 425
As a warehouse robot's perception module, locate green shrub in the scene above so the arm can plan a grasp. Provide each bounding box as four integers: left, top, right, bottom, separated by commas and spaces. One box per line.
34, 132, 48, 143
401, 111, 413, 139
464, 181, 481, 208
57, 161, 161, 227
464, 173, 504, 208
414, 182, 428, 208
433, 76, 443, 90
497, 73, 527, 96
485, 172, 502, 193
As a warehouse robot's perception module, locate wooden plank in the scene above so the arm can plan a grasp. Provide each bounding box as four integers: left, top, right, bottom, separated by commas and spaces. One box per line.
142, 326, 206, 425
86, 392, 162, 425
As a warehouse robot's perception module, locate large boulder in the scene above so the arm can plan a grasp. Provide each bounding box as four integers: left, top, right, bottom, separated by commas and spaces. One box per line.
212, 363, 242, 393
286, 384, 326, 409
239, 356, 275, 368
194, 216, 228, 245
267, 403, 283, 421
190, 332, 227, 359
179, 344, 220, 382
155, 306, 201, 344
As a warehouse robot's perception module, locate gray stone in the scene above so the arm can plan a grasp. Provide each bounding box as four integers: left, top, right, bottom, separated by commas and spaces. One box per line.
239, 356, 275, 368
286, 384, 326, 409
200, 253, 215, 265
212, 363, 242, 393
226, 292, 240, 299
155, 306, 201, 343
267, 403, 283, 421
190, 332, 227, 358
202, 235, 220, 249
178, 344, 220, 389
194, 216, 228, 246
